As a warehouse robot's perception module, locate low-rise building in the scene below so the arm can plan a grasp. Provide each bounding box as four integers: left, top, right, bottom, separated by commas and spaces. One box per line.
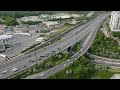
42, 21, 63, 30
35, 37, 44, 42
51, 13, 71, 19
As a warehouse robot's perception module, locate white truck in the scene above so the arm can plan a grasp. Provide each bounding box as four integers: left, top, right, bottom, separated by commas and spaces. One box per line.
0, 54, 7, 58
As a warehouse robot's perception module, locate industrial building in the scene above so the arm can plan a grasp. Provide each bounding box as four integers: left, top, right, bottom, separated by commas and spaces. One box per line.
0, 35, 13, 52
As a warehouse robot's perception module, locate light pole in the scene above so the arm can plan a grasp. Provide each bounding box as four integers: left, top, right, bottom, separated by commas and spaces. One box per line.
76, 31, 77, 43
34, 44, 38, 66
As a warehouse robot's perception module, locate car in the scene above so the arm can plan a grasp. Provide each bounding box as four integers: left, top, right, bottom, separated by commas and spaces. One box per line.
64, 64, 66, 66
2, 70, 8, 74
6, 33, 12, 35
12, 66, 19, 72
23, 65, 27, 68
31, 61, 35, 63
28, 55, 31, 57
35, 35, 40, 38
0, 74, 3, 78
67, 60, 70, 61
40, 73, 44, 77
29, 60, 35, 63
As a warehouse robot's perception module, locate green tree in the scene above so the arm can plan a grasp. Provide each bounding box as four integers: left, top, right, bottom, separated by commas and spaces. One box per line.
5, 16, 18, 26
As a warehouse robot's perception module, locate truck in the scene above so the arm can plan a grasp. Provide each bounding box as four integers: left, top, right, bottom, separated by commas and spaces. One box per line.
0, 54, 7, 58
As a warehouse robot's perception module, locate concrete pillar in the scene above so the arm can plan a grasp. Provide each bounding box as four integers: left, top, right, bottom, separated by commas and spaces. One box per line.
67, 46, 72, 52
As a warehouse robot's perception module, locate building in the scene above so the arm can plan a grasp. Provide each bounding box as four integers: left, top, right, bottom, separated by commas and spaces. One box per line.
0, 35, 13, 52
86, 11, 95, 17
110, 11, 120, 31
51, 13, 71, 19
42, 21, 63, 30
35, 37, 44, 42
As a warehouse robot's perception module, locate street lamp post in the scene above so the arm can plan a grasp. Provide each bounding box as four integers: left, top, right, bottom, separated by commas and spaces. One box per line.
76, 31, 77, 43
34, 44, 38, 66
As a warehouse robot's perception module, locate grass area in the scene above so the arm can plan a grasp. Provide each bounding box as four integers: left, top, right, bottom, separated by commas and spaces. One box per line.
112, 32, 120, 40
72, 43, 80, 53
93, 67, 120, 79
93, 71, 119, 79
108, 67, 120, 72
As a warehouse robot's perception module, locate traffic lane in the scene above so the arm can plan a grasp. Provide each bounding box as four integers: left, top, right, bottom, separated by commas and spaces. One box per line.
93, 59, 120, 67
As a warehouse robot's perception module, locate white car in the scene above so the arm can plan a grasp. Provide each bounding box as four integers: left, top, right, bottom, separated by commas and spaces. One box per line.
12, 66, 19, 72
2, 70, 8, 74
67, 60, 70, 62
40, 74, 44, 77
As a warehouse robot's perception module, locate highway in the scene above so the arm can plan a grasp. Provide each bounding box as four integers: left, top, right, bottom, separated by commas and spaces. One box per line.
0, 12, 109, 79
25, 24, 99, 79
88, 54, 120, 67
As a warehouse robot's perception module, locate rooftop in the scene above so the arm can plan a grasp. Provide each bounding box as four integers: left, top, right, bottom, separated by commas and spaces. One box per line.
0, 35, 13, 40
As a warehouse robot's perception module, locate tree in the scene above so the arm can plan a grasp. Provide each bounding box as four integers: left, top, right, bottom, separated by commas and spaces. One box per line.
5, 16, 18, 26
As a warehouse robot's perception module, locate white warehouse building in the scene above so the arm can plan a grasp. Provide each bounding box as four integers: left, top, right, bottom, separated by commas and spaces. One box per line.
0, 35, 13, 52
109, 11, 120, 31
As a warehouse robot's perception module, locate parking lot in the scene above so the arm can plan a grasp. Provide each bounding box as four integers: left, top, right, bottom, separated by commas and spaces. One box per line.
1, 33, 40, 56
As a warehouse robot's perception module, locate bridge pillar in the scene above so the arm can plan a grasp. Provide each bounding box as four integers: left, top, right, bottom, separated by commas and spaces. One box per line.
67, 46, 72, 52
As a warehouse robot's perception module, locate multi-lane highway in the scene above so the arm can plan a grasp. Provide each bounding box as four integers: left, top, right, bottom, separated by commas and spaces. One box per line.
0, 12, 109, 79
25, 24, 100, 79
